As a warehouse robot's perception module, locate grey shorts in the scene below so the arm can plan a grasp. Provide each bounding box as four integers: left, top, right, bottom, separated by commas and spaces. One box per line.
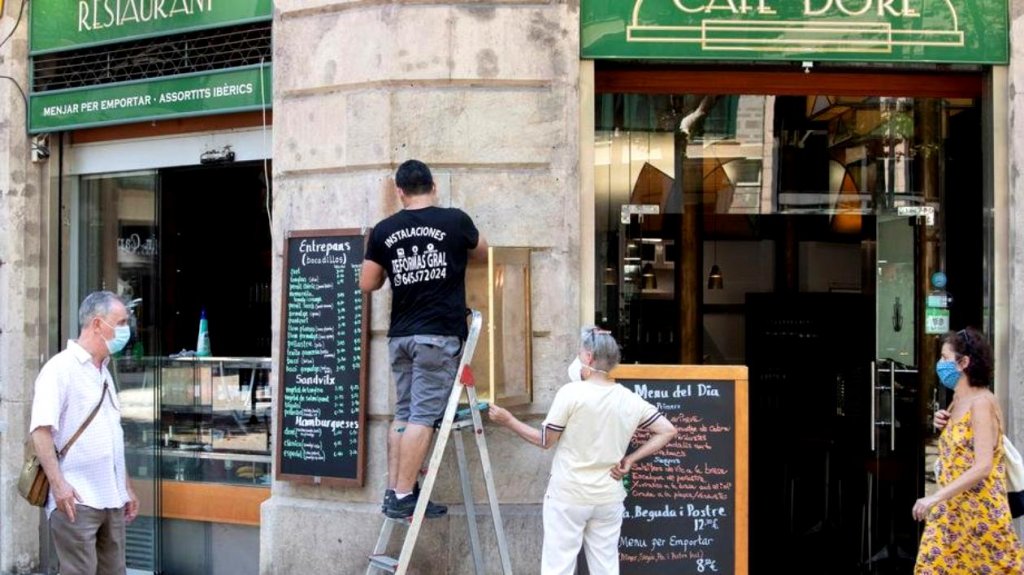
389, 334, 462, 426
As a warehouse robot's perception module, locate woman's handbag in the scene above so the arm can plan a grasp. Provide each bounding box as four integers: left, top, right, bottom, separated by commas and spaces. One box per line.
1001, 434, 1024, 518
17, 383, 108, 507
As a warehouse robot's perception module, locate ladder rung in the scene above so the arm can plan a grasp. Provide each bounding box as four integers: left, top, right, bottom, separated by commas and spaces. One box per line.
368, 555, 399, 572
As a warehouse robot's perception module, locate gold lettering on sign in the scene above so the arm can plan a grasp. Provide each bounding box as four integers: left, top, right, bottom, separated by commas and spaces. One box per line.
804, 0, 920, 17
672, 0, 707, 14
705, 0, 739, 13
673, 0, 776, 13
77, 0, 214, 33
629, 0, 949, 53
836, 0, 873, 16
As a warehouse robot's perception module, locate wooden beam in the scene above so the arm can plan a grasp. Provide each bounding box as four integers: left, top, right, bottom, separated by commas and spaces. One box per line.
612, 363, 748, 381
596, 69, 983, 98
71, 111, 273, 144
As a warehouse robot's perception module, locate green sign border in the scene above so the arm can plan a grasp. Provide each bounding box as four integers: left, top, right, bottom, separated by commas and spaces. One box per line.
30, 0, 273, 55
29, 64, 272, 133
582, 0, 1009, 64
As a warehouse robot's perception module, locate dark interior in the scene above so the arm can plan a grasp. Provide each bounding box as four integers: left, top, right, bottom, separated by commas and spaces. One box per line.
159, 162, 273, 358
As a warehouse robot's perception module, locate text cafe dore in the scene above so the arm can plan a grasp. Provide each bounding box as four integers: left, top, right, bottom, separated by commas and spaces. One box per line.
667, 0, 924, 17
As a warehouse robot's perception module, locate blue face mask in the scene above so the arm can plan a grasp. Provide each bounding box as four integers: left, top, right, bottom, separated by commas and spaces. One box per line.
102, 320, 131, 354
936, 359, 961, 390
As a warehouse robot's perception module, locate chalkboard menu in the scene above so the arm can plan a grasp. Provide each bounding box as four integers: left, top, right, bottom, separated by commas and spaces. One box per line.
276, 229, 369, 486
612, 365, 749, 575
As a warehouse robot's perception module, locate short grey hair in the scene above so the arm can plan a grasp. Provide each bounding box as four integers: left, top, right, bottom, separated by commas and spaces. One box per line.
580, 326, 621, 373
78, 291, 123, 328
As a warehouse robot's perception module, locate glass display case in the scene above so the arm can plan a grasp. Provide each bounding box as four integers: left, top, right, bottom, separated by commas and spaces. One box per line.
156, 356, 272, 485
466, 247, 533, 406
120, 356, 272, 487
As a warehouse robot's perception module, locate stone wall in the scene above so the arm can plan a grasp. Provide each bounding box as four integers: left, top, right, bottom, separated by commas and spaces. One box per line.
0, 0, 48, 572
262, 1, 581, 572
1008, 0, 1024, 478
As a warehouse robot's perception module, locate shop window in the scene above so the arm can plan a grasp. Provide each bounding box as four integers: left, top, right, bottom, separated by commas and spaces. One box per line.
596, 94, 739, 140
593, 92, 982, 366
65, 162, 273, 573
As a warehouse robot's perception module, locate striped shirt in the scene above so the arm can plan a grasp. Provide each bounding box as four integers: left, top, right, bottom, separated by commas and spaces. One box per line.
30, 340, 129, 517
542, 380, 663, 505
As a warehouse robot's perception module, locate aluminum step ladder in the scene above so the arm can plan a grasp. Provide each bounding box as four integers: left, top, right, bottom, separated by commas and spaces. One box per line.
367, 310, 513, 575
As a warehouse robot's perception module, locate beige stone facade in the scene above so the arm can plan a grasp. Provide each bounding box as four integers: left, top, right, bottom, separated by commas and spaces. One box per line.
262, 2, 581, 572
0, 1, 50, 571
1008, 0, 1024, 505
3, 0, 1024, 572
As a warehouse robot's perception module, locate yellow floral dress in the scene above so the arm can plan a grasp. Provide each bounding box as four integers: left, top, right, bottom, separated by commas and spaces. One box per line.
914, 410, 1024, 574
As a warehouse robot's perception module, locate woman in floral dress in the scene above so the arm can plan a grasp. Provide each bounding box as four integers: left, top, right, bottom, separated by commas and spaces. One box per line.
913, 328, 1024, 574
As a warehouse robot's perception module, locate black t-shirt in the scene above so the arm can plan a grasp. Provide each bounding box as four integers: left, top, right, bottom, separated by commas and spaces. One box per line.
365, 206, 480, 338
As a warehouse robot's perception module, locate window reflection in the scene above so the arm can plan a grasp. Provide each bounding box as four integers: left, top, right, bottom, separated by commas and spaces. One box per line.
594, 94, 977, 364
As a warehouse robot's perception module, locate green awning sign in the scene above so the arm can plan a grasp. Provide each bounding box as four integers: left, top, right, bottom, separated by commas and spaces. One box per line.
29, 64, 271, 133
30, 0, 273, 54
582, 0, 1008, 63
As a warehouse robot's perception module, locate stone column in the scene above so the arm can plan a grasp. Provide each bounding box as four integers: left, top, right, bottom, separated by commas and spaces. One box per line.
0, 0, 49, 571
1008, 0, 1024, 475
264, 1, 580, 572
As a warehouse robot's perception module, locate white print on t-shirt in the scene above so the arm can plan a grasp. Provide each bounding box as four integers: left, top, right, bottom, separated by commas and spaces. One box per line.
391, 242, 448, 287
383, 226, 447, 248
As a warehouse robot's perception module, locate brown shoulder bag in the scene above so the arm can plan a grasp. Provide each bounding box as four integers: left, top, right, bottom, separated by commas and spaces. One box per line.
18, 383, 109, 507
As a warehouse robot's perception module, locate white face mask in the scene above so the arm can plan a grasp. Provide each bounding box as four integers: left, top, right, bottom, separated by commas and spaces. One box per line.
567, 357, 583, 382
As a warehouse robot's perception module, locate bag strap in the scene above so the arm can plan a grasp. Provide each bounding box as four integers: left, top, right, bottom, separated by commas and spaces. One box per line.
989, 396, 1006, 438
57, 381, 109, 459
984, 397, 1009, 456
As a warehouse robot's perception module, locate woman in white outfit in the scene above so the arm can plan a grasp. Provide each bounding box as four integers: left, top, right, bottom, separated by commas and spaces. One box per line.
489, 327, 677, 575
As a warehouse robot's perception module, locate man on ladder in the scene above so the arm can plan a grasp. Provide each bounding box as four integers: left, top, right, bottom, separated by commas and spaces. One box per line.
360, 159, 489, 519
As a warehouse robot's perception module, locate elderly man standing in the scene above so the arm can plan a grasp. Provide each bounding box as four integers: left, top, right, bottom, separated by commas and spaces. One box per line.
30, 291, 139, 575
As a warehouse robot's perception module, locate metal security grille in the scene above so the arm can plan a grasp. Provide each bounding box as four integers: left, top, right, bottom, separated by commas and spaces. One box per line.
125, 516, 157, 572
33, 22, 271, 93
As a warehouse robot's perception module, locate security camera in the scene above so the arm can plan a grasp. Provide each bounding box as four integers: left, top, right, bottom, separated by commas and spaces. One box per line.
31, 135, 50, 163
200, 145, 236, 165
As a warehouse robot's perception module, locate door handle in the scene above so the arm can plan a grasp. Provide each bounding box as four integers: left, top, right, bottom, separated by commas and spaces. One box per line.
890, 362, 896, 451
870, 361, 876, 452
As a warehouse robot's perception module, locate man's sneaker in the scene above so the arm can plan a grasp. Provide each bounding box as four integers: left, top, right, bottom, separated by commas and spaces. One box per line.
383, 490, 447, 519
414, 483, 448, 518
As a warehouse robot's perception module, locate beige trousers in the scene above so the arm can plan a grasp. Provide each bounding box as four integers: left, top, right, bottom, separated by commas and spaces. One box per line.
542, 495, 625, 575
50, 505, 126, 575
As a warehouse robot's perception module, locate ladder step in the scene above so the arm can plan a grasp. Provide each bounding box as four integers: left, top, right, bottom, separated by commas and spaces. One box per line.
455, 401, 489, 419
434, 402, 489, 430
368, 555, 399, 572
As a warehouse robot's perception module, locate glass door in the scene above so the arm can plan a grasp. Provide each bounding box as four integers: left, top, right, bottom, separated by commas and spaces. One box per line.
66, 172, 162, 574
864, 212, 921, 573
